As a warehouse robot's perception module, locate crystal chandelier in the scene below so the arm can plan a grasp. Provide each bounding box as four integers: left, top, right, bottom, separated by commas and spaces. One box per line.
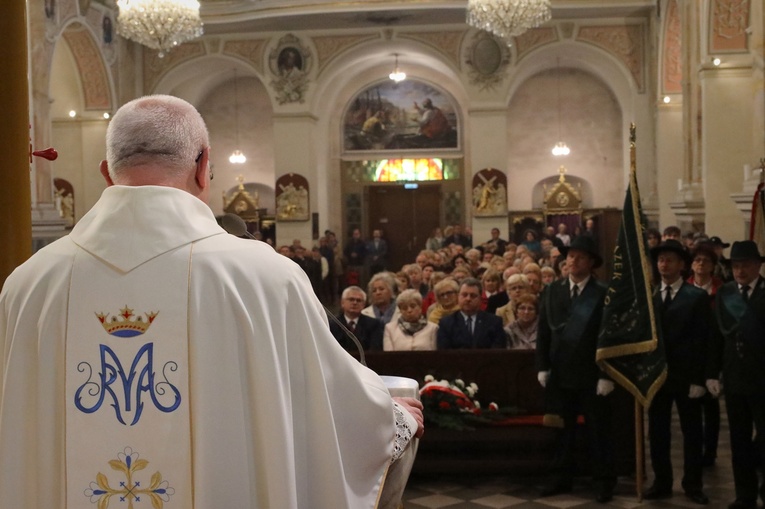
466, 0, 551, 43
389, 54, 406, 83
229, 69, 247, 164
116, 0, 204, 58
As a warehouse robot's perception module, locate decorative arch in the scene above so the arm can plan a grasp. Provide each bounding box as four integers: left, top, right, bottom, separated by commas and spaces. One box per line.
60, 22, 112, 110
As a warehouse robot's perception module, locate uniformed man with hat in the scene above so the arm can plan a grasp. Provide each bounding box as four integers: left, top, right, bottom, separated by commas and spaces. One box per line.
644, 239, 711, 505
707, 240, 765, 509
536, 235, 616, 503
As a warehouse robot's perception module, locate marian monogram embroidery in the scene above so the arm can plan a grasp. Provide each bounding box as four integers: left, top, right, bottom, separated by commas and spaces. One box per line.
84, 447, 175, 508
74, 307, 182, 425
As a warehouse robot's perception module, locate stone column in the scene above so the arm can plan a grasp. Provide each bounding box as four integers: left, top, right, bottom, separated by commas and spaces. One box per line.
0, 0, 32, 287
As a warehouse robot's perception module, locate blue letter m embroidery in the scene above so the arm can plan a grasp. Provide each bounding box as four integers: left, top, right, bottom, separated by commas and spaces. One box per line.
75, 343, 181, 425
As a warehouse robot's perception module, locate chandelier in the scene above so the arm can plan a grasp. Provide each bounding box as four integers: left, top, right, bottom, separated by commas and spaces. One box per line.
229, 69, 247, 165
116, 0, 204, 58
466, 0, 551, 43
389, 54, 406, 83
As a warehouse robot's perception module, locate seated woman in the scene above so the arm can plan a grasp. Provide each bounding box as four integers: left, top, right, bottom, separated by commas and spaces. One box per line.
505, 293, 539, 350
426, 278, 460, 324
480, 269, 502, 311
395, 270, 411, 293
362, 272, 400, 325
384, 289, 438, 351
496, 273, 530, 327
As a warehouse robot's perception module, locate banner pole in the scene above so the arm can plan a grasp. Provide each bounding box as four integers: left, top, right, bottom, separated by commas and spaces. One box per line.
635, 399, 644, 501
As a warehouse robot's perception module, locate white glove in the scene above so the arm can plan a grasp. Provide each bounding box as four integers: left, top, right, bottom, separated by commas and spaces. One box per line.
688, 384, 706, 399
537, 371, 550, 388
596, 379, 614, 396
705, 379, 721, 398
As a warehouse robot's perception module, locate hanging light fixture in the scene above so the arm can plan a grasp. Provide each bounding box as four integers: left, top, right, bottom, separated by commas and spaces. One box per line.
551, 58, 570, 157
466, 0, 551, 44
116, 0, 204, 58
388, 54, 406, 83
229, 70, 247, 165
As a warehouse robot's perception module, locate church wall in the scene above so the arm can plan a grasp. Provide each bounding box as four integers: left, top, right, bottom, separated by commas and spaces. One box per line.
702, 68, 758, 240
198, 77, 276, 215
655, 101, 684, 229
507, 68, 623, 211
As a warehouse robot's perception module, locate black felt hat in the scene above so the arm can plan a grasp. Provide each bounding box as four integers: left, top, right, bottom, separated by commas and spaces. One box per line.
728, 240, 765, 262
650, 239, 691, 266
708, 236, 731, 248
559, 235, 603, 269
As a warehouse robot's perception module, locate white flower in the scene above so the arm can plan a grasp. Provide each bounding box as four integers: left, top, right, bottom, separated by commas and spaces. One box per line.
424, 375, 435, 383
466, 387, 475, 397
474, 401, 481, 409
454, 379, 465, 388
470, 382, 478, 392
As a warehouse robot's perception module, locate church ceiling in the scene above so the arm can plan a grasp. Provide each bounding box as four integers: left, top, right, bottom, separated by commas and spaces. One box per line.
198, 0, 654, 35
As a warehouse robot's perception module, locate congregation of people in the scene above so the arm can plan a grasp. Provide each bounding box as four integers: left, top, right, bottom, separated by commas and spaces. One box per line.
278, 219, 765, 509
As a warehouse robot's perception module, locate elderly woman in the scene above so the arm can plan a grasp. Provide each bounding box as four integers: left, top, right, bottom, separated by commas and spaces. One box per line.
426, 278, 460, 324
505, 293, 539, 349
384, 289, 438, 351
496, 273, 530, 326
362, 272, 400, 325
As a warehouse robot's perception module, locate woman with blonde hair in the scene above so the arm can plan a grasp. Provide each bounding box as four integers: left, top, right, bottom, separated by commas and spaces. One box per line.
362, 272, 400, 325
496, 273, 530, 326
426, 278, 460, 324
384, 289, 438, 351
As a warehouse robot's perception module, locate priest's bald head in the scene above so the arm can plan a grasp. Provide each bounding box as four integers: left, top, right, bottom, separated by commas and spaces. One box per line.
100, 94, 212, 203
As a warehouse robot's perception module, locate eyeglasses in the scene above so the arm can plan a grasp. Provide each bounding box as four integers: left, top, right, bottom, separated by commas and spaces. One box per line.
195, 149, 213, 180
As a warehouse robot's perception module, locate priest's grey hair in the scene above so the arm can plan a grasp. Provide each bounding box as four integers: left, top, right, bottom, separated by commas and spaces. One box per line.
106, 94, 209, 180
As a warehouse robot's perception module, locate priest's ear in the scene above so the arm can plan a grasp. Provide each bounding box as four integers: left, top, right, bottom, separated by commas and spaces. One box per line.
194, 147, 211, 189
100, 160, 115, 187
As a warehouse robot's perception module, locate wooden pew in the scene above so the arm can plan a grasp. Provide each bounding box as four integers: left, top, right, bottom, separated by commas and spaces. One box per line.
363, 350, 636, 476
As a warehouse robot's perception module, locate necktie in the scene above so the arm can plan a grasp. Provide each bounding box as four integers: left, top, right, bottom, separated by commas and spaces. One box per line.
466, 316, 473, 336
571, 284, 580, 300
348, 320, 356, 333
663, 286, 672, 307
741, 285, 750, 303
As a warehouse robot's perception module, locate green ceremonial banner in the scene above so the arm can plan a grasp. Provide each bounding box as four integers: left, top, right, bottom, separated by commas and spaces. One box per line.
596, 129, 666, 409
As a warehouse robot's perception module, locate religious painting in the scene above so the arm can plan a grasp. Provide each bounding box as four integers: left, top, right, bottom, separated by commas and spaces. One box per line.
343, 79, 459, 152
472, 168, 507, 217
275, 173, 310, 221
268, 34, 312, 105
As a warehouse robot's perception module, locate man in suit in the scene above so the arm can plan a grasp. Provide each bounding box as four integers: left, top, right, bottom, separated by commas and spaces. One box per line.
707, 241, 765, 509
365, 229, 388, 277
442, 224, 471, 248
437, 278, 505, 349
329, 286, 383, 351
484, 227, 508, 256
536, 235, 616, 503
644, 240, 710, 505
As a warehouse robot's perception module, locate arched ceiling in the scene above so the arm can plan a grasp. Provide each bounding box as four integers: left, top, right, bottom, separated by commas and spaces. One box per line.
199, 0, 655, 35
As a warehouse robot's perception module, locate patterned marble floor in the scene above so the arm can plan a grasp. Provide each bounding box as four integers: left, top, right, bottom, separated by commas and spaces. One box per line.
403, 403, 739, 508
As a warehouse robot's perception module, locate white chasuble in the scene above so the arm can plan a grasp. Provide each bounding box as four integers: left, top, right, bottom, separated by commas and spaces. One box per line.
66, 245, 193, 508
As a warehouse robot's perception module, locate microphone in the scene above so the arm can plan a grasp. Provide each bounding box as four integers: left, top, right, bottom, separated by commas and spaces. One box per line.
221, 213, 257, 240
220, 213, 367, 365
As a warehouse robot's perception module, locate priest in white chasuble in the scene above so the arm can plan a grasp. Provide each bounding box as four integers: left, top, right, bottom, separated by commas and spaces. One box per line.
0, 95, 423, 509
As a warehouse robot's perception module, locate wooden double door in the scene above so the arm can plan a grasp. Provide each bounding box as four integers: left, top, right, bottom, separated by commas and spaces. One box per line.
367, 184, 441, 272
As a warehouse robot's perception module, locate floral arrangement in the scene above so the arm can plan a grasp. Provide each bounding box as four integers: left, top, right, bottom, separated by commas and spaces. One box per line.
419, 375, 501, 431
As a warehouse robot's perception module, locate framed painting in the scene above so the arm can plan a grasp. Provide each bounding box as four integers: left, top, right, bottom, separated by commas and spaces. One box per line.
343, 79, 459, 152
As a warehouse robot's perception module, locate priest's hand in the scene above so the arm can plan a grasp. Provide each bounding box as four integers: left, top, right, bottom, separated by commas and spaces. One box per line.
537, 371, 550, 388
705, 379, 721, 398
688, 384, 706, 399
394, 397, 425, 438
596, 379, 614, 396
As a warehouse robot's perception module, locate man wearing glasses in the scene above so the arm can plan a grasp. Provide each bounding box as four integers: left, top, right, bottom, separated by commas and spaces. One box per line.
329, 286, 383, 351
0, 95, 423, 508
